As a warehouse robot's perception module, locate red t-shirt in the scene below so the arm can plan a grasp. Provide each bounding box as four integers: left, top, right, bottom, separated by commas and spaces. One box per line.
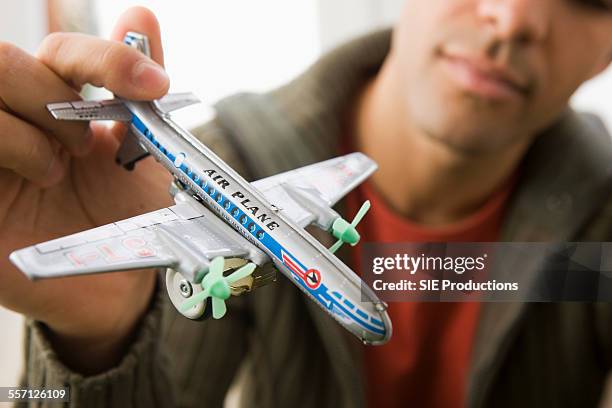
346, 179, 513, 408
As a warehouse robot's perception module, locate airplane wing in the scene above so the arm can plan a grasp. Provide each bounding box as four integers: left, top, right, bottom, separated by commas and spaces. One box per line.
47, 99, 133, 121
252, 152, 377, 227
47, 92, 199, 122
10, 197, 267, 281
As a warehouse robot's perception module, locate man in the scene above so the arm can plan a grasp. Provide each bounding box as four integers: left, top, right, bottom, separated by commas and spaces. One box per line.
1, 1, 612, 407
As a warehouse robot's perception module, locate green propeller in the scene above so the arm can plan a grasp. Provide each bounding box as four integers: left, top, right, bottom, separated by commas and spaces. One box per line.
180, 257, 256, 319
329, 200, 371, 254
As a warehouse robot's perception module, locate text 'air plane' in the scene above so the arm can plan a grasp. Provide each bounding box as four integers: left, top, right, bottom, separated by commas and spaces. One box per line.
9, 32, 392, 345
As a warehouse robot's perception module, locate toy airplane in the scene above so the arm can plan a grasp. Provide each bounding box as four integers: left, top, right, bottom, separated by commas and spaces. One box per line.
9, 32, 392, 345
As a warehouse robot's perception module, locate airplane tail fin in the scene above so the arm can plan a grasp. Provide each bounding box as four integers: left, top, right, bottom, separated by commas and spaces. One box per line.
124, 32, 151, 58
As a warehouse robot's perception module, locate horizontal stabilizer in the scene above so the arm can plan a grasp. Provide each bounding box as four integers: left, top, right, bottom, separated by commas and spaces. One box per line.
47, 99, 132, 122
154, 92, 201, 114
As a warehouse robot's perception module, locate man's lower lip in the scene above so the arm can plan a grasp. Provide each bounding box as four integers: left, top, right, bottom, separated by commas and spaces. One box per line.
441, 56, 524, 102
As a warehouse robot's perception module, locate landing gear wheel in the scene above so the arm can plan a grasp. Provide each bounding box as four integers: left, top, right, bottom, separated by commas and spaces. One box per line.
165, 268, 208, 320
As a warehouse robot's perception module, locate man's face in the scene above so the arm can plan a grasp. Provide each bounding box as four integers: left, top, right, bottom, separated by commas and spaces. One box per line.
393, 0, 612, 154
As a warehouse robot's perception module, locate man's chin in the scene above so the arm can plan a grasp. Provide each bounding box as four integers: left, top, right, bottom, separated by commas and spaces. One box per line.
420, 119, 521, 156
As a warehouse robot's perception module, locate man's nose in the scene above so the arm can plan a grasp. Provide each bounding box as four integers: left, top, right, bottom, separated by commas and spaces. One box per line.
476, 0, 550, 44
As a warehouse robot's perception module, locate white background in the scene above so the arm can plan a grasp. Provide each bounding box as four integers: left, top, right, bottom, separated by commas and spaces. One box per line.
0, 0, 610, 401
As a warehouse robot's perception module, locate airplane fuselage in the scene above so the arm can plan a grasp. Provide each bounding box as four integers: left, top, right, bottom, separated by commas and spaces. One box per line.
125, 100, 390, 345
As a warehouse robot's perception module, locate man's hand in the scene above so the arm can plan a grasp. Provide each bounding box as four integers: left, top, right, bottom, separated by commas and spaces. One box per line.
0, 7, 174, 374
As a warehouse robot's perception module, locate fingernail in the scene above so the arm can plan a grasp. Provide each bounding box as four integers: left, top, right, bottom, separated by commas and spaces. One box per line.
132, 60, 169, 91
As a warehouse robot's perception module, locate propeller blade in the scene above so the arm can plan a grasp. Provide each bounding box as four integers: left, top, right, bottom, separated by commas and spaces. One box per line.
208, 256, 225, 278
178, 258, 235, 316
329, 238, 344, 254
212, 297, 227, 319
351, 200, 371, 227
226, 262, 256, 284
330, 200, 371, 254
180, 288, 210, 312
